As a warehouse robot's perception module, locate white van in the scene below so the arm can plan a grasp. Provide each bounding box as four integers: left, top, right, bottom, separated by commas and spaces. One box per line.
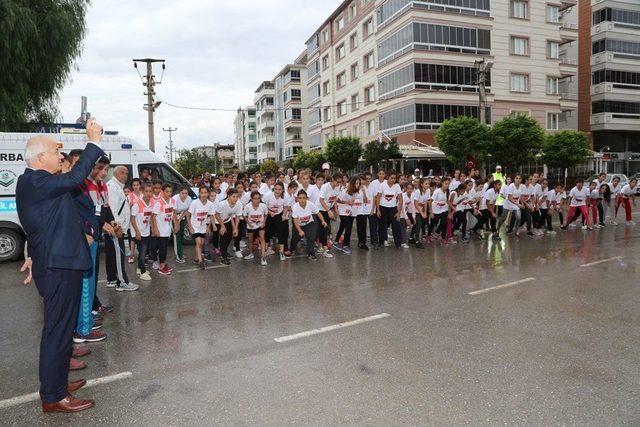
0, 132, 195, 262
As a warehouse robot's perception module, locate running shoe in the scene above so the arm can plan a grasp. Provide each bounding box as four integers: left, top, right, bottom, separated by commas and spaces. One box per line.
138, 271, 152, 281
546, 230, 557, 236
284, 251, 292, 257
582, 225, 588, 230
244, 253, 255, 260
73, 330, 107, 343
106, 281, 117, 288
308, 254, 317, 261
279, 252, 286, 261
491, 234, 501, 241
176, 257, 186, 264
91, 323, 102, 330
152, 261, 160, 270
204, 254, 214, 262
383, 241, 390, 247
461, 237, 470, 243
265, 247, 275, 256
261, 257, 268, 266
220, 258, 231, 266
199, 261, 206, 270
627, 221, 636, 226
401, 243, 410, 249
414, 242, 425, 249
128, 256, 135, 264
322, 251, 334, 258
235, 251, 243, 259
158, 266, 172, 275
359, 244, 370, 251
343, 246, 352, 254
333, 242, 343, 251
97, 305, 114, 314
526, 231, 534, 236
116, 282, 139, 292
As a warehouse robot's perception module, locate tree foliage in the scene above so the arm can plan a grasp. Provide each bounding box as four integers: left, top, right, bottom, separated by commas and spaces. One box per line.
324, 136, 363, 172
488, 113, 545, 170
0, 0, 90, 130
362, 139, 402, 168
435, 116, 491, 168
259, 159, 279, 175
541, 131, 591, 169
246, 164, 260, 174
292, 150, 326, 172
174, 149, 220, 178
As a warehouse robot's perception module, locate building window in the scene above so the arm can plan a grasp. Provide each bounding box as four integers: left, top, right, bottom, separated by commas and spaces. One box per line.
351, 62, 359, 81
546, 76, 559, 95
511, 36, 529, 56
510, 0, 528, 19
337, 72, 347, 89
323, 80, 330, 96
322, 55, 330, 71
322, 29, 329, 43
366, 119, 376, 136
377, 0, 490, 25
592, 69, 640, 89
350, 32, 358, 51
292, 108, 301, 120
336, 44, 346, 61
592, 39, 640, 56
324, 107, 332, 122
546, 5, 560, 23
547, 113, 559, 130
364, 51, 375, 71
547, 41, 560, 59
353, 124, 360, 137
363, 18, 374, 38
510, 73, 530, 92
338, 101, 348, 117
592, 100, 640, 115
351, 94, 359, 112
349, 4, 356, 20
337, 16, 345, 31
365, 85, 376, 104
291, 89, 301, 100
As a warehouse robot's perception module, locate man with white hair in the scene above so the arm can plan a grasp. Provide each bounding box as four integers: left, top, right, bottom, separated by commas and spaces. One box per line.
16, 120, 105, 413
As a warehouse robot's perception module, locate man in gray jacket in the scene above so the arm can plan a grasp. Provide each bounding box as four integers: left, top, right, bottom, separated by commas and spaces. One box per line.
106, 166, 138, 291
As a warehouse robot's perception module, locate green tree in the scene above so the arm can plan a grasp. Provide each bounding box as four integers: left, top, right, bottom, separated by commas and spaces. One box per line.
246, 164, 260, 174
489, 113, 545, 170
174, 149, 220, 177
260, 159, 279, 174
0, 0, 90, 130
435, 116, 491, 168
541, 131, 590, 169
362, 139, 402, 169
293, 150, 326, 171
324, 136, 363, 172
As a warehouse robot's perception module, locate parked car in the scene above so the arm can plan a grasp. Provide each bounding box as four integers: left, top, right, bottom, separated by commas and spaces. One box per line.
587, 173, 629, 188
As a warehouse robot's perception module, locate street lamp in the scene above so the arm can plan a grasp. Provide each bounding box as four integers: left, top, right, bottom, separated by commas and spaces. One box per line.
475, 58, 494, 125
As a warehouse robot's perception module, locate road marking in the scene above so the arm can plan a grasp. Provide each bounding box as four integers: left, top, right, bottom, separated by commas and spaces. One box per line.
580, 256, 622, 267
468, 277, 536, 296
274, 313, 390, 343
0, 371, 133, 410
178, 264, 231, 273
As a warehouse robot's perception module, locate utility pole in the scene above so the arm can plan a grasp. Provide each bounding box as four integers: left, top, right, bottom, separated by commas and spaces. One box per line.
133, 58, 165, 152
475, 58, 494, 125
163, 127, 177, 163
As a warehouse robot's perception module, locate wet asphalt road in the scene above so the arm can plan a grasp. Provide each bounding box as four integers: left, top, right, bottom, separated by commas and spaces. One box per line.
1, 221, 640, 425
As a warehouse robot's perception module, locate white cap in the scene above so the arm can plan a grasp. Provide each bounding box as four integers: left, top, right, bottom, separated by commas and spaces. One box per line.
322, 162, 330, 170
496, 165, 502, 170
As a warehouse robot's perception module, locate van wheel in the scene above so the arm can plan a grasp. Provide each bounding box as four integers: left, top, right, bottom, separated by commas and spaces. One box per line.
0, 228, 24, 262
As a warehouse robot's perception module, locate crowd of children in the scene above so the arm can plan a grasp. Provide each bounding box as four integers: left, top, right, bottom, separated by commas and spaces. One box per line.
121, 169, 638, 276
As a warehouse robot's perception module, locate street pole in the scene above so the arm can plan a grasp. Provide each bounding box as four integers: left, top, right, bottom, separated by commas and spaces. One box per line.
163, 127, 177, 163
133, 58, 165, 152
475, 58, 493, 125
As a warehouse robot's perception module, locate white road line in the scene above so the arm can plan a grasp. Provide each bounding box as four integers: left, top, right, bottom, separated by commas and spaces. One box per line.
580, 256, 622, 268
274, 313, 390, 343
468, 277, 536, 296
0, 371, 133, 410
177, 264, 231, 273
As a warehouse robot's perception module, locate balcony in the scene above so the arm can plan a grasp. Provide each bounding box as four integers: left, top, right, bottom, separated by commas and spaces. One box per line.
558, 57, 578, 76
592, 51, 640, 68
257, 120, 275, 130
591, 82, 640, 103
559, 93, 578, 111
259, 134, 275, 144
559, 0, 577, 11
560, 23, 578, 44
591, 112, 640, 132
285, 133, 303, 144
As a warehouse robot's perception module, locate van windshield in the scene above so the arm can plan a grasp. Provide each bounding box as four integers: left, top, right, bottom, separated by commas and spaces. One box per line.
138, 163, 196, 198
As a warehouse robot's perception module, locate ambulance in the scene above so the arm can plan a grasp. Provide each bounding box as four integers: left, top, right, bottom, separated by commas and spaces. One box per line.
0, 132, 195, 262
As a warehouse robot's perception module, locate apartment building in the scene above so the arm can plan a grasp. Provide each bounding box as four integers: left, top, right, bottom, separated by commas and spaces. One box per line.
274, 52, 310, 162
303, 0, 578, 158
575, 0, 640, 175
254, 81, 276, 164
233, 106, 257, 170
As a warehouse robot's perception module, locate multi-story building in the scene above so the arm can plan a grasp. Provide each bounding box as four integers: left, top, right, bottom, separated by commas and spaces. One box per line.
274, 52, 310, 162
234, 106, 257, 170
576, 0, 640, 175
254, 81, 276, 164
302, 0, 578, 167
214, 144, 236, 172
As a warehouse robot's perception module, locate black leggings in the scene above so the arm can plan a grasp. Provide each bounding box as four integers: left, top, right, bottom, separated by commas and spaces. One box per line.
153, 236, 168, 263
234, 220, 246, 251
433, 212, 448, 240
540, 208, 552, 230
452, 210, 467, 238
480, 209, 497, 233
290, 221, 318, 256
267, 213, 288, 246
335, 215, 354, 247
356, 215, 368, 246
411, 214, 425, 242
318, 210, 331, 246
219, 221, 233, 259
378, 206, 402, 248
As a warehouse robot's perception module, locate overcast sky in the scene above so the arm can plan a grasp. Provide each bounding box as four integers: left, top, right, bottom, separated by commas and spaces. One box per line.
58, 0, 338, 156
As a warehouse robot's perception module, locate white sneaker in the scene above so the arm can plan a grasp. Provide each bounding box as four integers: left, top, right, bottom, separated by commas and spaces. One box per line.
627, 221, 635, 226
546, 230, 556, 235
136, 268, 141, 275
401, 243, 410, 249
611, 221, 618, 226
138, 271, 152, 281
582, 225, 588, 230
235, 250, 243, 259
279, 252, 286, 261
244, 253, 254, 260
152, 261, 160, 270
261, 257, 267, 266
265, 248, 275, 256
106, 281, 117, 288
383, 241, 390, 247
116, 282, 139, 292
322, 251, 334, 258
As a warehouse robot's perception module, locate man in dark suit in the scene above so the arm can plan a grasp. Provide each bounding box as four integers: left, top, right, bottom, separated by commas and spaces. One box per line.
17, 120, 105, 413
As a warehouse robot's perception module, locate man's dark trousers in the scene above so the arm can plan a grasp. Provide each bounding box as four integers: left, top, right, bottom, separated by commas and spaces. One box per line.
34, 268, 83, 403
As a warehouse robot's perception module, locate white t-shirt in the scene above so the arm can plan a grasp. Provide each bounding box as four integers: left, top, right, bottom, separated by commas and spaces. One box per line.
590, 189, 601, 201
539, 188, 550, 209
621, 184, 635, 197
431, 188, 449, 215
243, 202, 268, 230
263, 191, 286, 215
216, 200, 243, 223
378, 181, 402, 208
369, 179, 385, 202
569, 186, 589, 207
319, 182, 341, 211
239, 191, 251, 207
173, 194, 192, 219
351, 189, 365, 217
413, 189, 431, 214
220, 181, 229, 195
481, 188, 497, 210
292, 201, 319, 226
337, 190, 355, 217
402, 192, 415, 216
451, 190, 469, 212
450, 179, 461, 191
188, 199, 216, 235
610, 183, 623, 197
307, 184, 322, 206
363, 184, 376, 215
503, 183, 524, 211
131, 198, 153, 237
258, 182, 270, 196
153, 197, 175, 237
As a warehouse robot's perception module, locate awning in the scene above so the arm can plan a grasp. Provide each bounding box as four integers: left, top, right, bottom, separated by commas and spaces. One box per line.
399, 144, 446, 159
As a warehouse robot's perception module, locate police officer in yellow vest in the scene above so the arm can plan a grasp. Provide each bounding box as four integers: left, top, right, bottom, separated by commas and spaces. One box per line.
493, 165, 505, 212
